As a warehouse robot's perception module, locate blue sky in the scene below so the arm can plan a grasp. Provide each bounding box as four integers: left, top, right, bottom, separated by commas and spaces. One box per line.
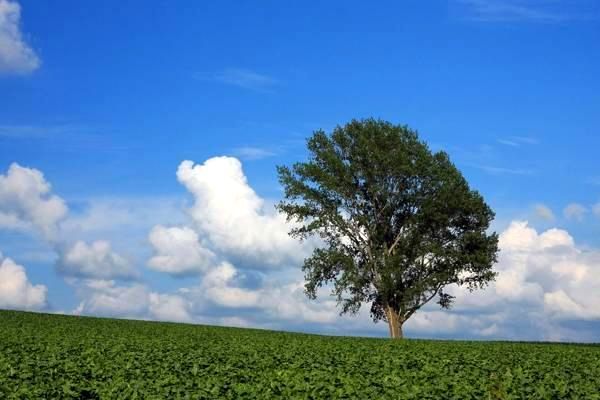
1, 0, 600, 341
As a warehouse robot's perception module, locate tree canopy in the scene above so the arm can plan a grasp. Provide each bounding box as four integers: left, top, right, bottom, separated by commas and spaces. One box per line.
276, 118, 499, 338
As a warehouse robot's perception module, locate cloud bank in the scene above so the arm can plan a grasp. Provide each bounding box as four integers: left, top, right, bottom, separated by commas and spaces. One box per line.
444, 221, 600, 341
2, 159, 600, 342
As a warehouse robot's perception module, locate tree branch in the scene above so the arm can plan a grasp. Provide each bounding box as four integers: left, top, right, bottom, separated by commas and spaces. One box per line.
403, 282, 444, 321
387, 228, 405, 256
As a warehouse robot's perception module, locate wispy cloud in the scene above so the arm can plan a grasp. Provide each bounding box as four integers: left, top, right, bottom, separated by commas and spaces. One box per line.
442, 144, 536, 176
497, 136, 539, 147
212, 68, 279, 92
0, 123, 131, 152
0, 124, 76, 138
455, 0, 596, 23
475, 165, 535, 175
585, 177, 600, 186
563, 203, 587, 222
533, 203, 555, 221
232, 146, 277, 161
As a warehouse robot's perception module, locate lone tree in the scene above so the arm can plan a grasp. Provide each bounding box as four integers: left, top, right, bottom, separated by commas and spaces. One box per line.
277, 119, 499, 339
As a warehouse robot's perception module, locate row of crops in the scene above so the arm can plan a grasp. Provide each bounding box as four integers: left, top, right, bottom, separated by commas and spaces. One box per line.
1, 310, 599, 399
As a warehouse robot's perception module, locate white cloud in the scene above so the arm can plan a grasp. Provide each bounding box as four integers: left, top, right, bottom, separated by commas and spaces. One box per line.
73, 280, 192, 323
193, 262, 346, 325
563, 203, 587, 222
408, 311, 465, 334
74, 281, 150, 318
57, 240, 138, 280
0, 163, 68, 240
176, 157, 311, 268
447, 221, 600, 340
533, 203, 555, 221
0, 0, 39, 75
147, 225, 216, 276
0, 251, 47, 310
199, 262, 262, 308
264, 282, 339, 324
544, 290, 588, 319
149, 293, 193, 323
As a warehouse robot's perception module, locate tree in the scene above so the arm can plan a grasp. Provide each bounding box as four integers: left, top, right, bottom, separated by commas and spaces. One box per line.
276, 119, 499, 339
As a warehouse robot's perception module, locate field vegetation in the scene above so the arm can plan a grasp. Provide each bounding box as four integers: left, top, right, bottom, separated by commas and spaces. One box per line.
1, 310, 599, 399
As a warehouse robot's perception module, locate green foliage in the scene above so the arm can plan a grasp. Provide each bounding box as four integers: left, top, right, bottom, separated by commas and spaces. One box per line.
277, 119, 499, 333
1, 310, 599, 399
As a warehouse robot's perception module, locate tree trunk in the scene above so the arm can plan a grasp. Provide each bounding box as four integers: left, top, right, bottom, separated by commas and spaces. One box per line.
385, 306, 404, 339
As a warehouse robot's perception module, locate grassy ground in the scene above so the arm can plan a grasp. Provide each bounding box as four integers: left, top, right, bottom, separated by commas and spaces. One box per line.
1, 310, 599, 399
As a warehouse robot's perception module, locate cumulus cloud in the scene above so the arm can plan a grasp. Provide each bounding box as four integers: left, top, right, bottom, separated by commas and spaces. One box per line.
563, 203, 587, 221
176, 157, 311, 268
147, 225, 216, 276
0, 163, 141, 282
0, 163, 68, 239
57, 240, 138, 280
0, 251, 47, 310
533, 203, 554, 221
446, 221, 600, 340
0, 0, 39, 75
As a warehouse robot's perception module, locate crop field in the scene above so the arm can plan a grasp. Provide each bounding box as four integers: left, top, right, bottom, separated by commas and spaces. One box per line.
1, 310, 599, 399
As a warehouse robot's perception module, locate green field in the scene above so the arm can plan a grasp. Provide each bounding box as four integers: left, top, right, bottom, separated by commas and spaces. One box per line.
1, 310, 599, 399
